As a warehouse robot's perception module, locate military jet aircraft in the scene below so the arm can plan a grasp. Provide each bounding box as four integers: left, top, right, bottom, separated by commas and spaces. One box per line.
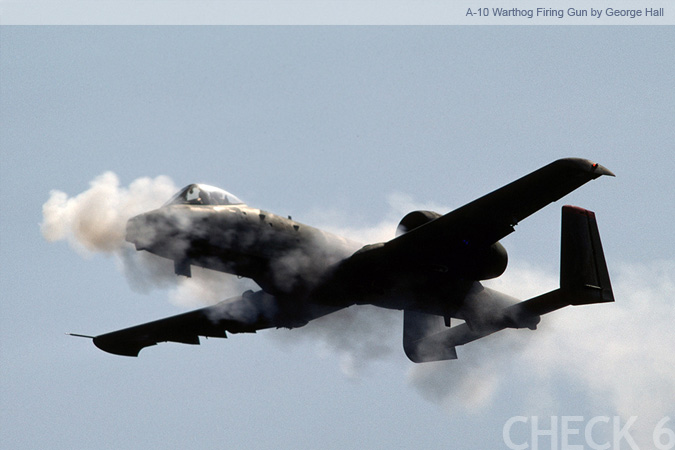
82, 158, 615, 362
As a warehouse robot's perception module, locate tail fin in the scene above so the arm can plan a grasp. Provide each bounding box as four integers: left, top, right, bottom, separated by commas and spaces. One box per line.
505, 205, 614, 319
560, 205, 614, 304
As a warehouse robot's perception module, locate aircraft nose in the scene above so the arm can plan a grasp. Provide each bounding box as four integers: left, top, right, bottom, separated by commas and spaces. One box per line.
126, 211, 175, 251
125, 209, 192, 257
126, 213, 153, 250
125, 207, 213, 262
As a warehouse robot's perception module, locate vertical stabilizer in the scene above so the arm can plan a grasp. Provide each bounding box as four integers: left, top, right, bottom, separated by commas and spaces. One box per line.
560, 205, 614, 304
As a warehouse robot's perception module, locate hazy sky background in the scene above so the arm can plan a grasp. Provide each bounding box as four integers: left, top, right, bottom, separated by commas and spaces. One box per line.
2, 25, 674, 449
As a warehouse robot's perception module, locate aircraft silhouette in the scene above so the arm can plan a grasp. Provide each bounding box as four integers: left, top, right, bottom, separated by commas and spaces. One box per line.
82, 158, 614, 362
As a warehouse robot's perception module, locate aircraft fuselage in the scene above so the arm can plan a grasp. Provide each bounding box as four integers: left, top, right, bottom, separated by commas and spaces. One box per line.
126, 204, 361, 297
125, 200, 511, 322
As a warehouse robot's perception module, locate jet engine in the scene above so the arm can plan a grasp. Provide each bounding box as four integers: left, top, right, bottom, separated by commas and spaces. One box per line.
462, 241, 508, 280
395, 210, 508, 280
396, 210, 442, 236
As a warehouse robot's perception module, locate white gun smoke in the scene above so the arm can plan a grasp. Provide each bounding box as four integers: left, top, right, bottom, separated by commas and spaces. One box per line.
41, 172, 249, 307
42, 173, 675, 447
41, 172, 177, 253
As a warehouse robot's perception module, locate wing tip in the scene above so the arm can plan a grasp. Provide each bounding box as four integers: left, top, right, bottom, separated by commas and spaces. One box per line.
556, 157, 615, 178
93, 335, 147, 357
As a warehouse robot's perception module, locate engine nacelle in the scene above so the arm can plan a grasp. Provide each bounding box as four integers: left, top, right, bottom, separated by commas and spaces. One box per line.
396, 210, 442, 236
396, 210, 508, 280
465, 241, 508, 280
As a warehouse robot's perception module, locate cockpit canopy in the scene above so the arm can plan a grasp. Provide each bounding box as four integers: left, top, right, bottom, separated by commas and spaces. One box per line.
165, 184, 245, 206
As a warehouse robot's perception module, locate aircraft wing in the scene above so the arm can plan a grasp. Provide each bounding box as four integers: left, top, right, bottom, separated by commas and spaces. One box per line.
317, 158, 614, 304
91, 291, 280, 357
389, 158, 614, 255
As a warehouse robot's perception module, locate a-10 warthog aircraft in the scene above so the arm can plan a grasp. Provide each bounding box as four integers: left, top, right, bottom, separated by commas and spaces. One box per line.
82, 158, 615, 362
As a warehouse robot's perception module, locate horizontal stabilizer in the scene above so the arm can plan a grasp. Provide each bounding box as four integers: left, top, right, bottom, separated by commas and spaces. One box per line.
403, 310, 457, 362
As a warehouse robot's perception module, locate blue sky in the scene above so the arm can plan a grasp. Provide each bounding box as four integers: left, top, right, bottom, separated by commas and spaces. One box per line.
2, 25, 674, 449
